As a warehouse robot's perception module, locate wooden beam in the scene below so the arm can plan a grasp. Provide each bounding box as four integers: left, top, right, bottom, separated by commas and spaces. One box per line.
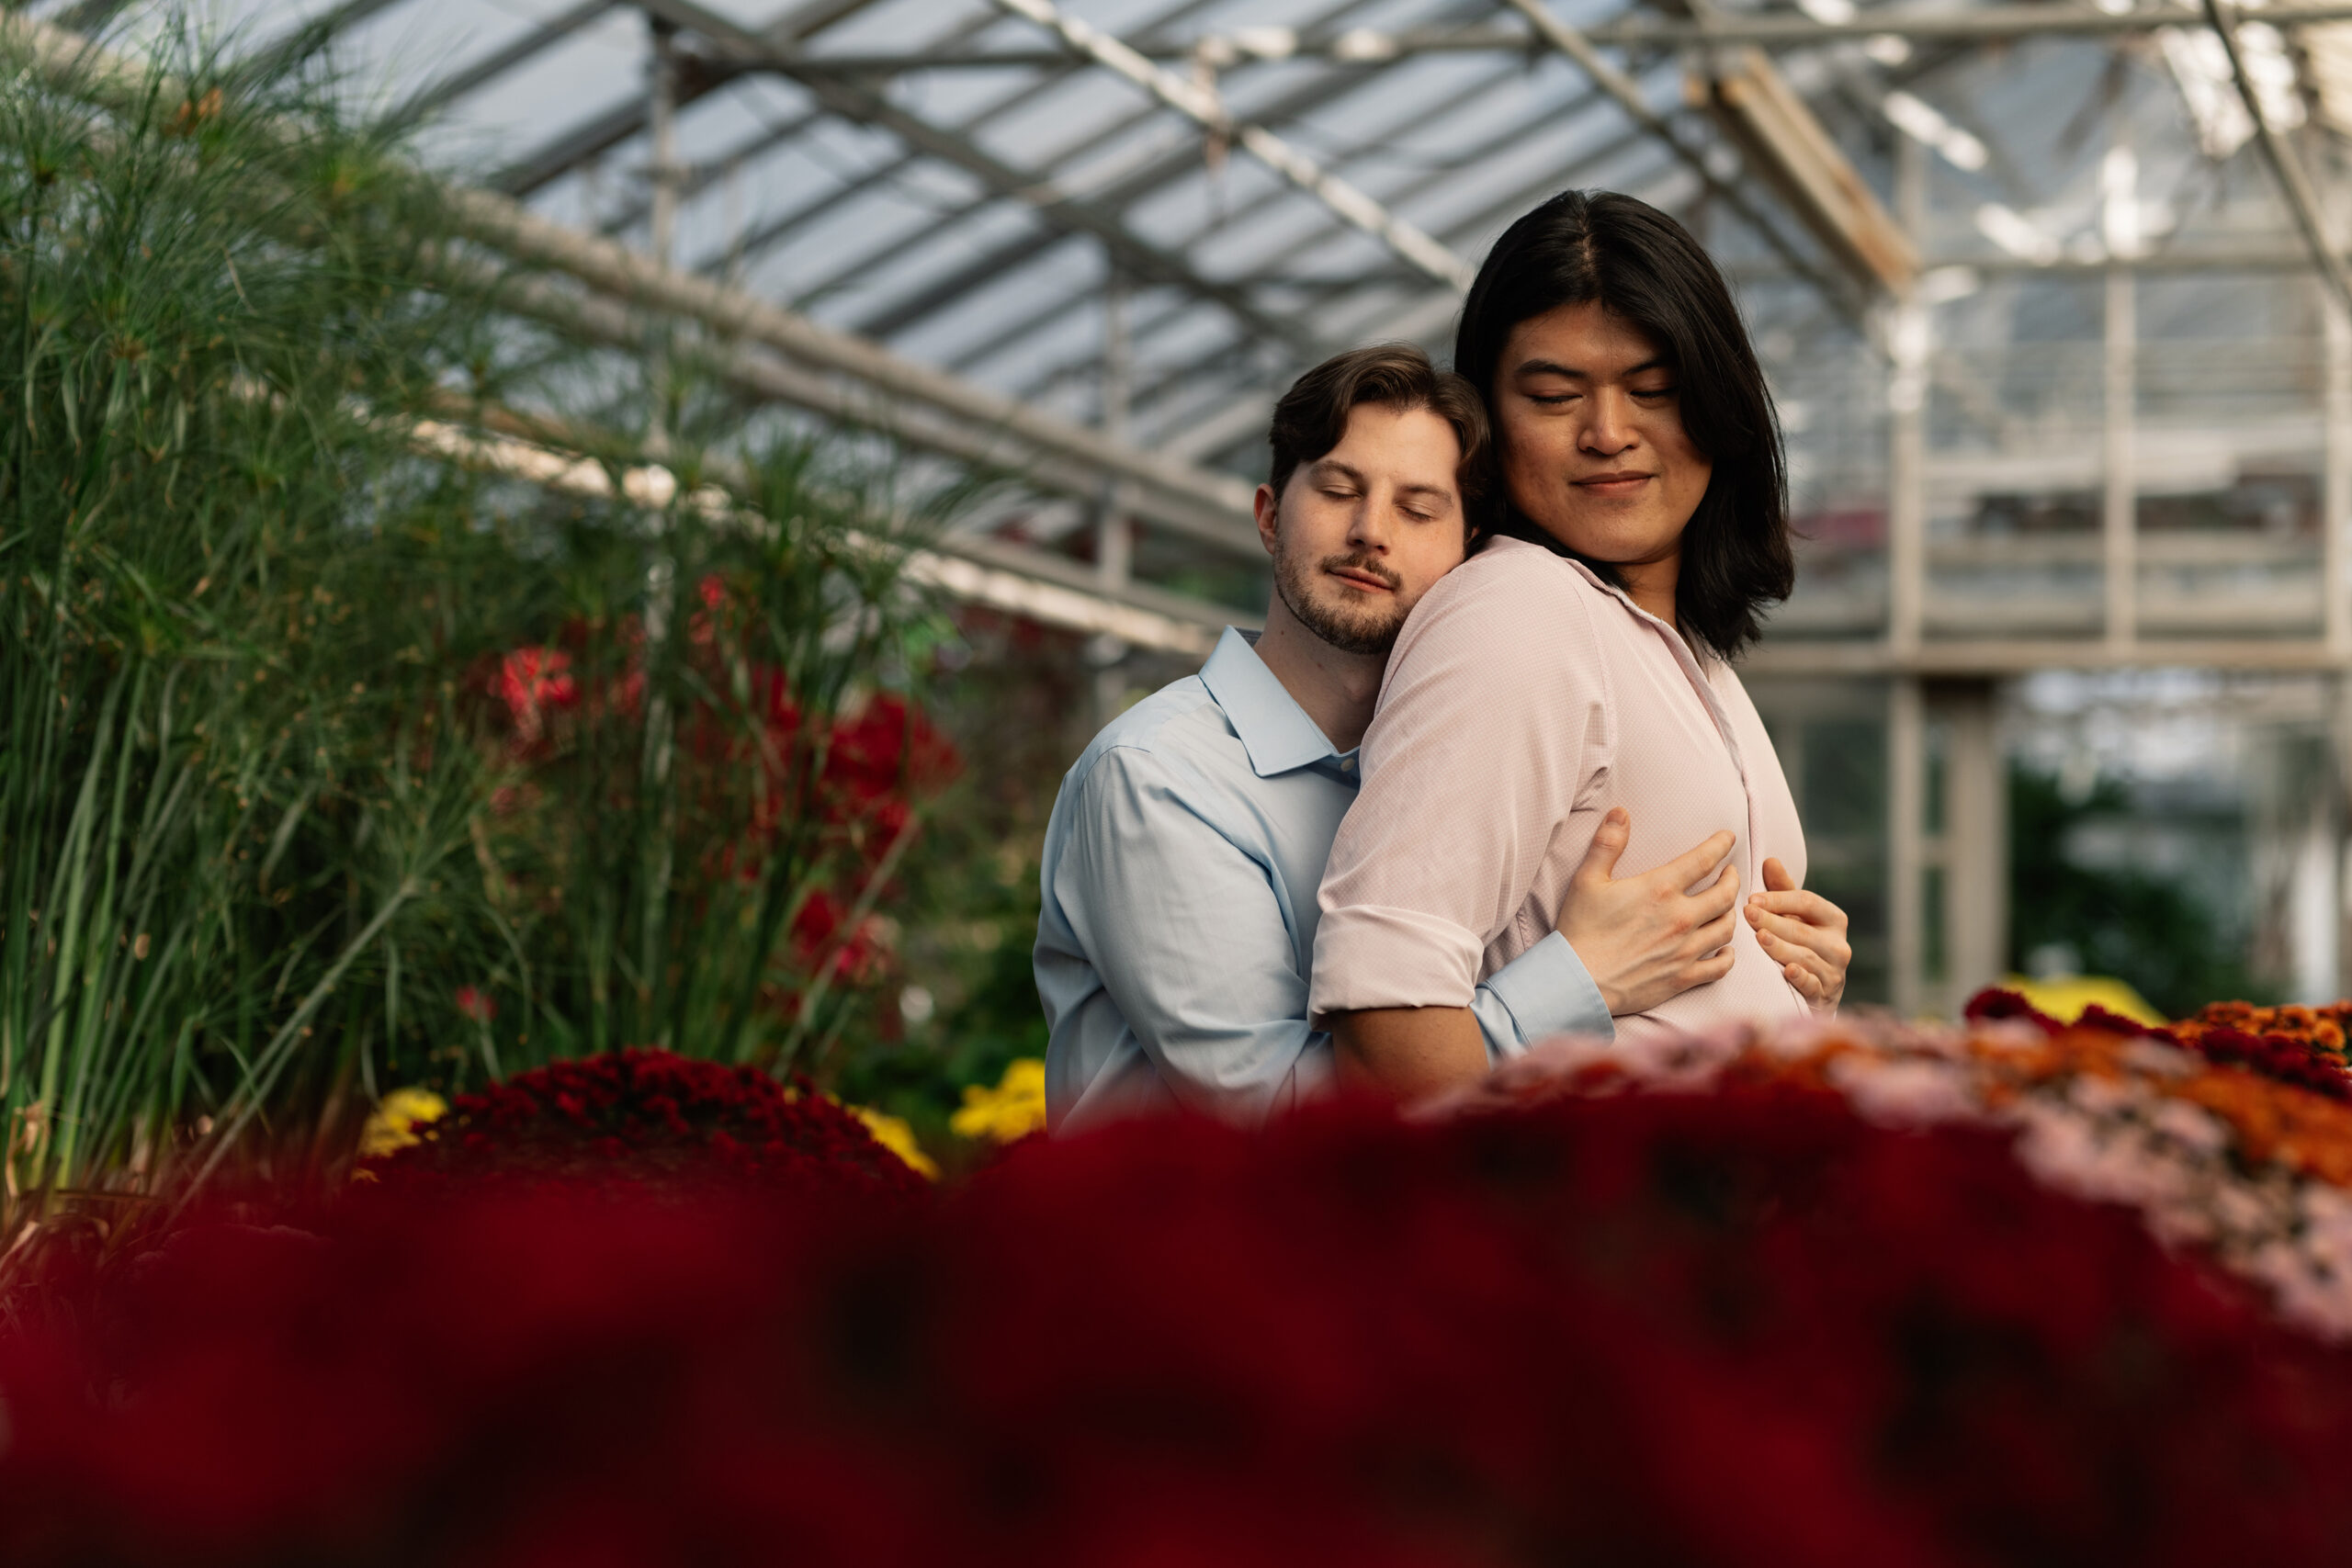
1690, 48, 1917, 297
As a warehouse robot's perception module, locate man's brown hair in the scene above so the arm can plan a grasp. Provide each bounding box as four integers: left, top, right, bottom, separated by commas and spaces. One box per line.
1265, 344, 1490, 523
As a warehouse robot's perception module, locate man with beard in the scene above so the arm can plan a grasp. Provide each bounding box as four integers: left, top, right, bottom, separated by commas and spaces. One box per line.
1035, 344, 1784, 1131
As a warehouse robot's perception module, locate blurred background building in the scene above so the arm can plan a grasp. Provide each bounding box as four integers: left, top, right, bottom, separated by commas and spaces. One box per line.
20, 0, 2352, 1015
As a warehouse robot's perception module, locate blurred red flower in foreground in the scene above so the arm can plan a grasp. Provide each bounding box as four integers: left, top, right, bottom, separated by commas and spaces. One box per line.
6, 1088, 2352, 1566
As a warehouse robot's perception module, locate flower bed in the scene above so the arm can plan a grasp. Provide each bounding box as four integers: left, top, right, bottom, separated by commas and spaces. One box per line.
10, 1008, 2352, 1563
1448, 991, 2352, 1341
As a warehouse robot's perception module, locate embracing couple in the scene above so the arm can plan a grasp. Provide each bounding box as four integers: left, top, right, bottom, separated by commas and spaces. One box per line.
1035, 189, 1854, 1132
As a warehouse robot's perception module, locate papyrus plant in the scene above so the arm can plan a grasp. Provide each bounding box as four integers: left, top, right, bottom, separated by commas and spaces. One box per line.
0, 23, 936, 1233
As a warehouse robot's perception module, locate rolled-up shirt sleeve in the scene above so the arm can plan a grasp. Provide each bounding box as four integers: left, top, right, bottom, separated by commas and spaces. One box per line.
1053, 746, 1326, 1124
1311, 555, 1615, 1016
1475, 931, 1613, 1052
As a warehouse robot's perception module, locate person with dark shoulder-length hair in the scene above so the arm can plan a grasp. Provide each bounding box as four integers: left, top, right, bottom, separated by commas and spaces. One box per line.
1033, 342, 1791, 1133
1308, 189, 1853, 1099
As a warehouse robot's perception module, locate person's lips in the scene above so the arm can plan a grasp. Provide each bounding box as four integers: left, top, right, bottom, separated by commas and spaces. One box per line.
1574, 469, 1655, 497
1325, 563, 1397, 593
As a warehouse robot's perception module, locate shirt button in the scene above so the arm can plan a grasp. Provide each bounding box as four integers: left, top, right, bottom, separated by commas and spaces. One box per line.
1340, 758, 1356, 772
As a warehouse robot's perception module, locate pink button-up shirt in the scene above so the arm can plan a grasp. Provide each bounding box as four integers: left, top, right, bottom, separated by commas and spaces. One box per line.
1310, 534, 1811, 1043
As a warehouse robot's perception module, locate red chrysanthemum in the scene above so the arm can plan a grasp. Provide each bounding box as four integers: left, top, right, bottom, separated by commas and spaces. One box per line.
1964, 988, 2352, 1102
363, 1048, 928, 1201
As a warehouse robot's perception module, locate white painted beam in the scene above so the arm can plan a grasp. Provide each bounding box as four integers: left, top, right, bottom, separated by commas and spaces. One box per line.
988, 0, 1476, 291
1, 10, 1262, 558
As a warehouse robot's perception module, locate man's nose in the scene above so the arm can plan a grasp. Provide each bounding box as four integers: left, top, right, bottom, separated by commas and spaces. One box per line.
1579, 389, 1638, 455
1346, 495, 1392, 550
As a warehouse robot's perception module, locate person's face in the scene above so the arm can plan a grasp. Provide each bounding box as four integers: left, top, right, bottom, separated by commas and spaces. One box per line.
1254, 402, 1469, 657
1492, 300, 1713, 570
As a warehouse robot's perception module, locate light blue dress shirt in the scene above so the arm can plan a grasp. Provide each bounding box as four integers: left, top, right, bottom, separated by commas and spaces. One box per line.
1035, 627, 1613, 1133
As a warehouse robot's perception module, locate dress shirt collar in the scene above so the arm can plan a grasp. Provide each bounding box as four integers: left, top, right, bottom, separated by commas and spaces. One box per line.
1493, 536, 1702, 652
1558, 554, 1668, 632
1198, 626, 1346, 778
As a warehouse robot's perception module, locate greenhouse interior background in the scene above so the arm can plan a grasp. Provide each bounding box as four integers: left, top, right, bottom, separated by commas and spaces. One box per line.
26, 0, 2352, 1540
15, 0, 2352, 1090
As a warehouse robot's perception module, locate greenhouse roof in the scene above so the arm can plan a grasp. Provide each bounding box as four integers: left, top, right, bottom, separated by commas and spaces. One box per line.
17, 0, 2352, 650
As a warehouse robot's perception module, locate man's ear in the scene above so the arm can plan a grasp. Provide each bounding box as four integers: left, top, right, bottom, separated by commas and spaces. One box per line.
1253, 483, 1282, 558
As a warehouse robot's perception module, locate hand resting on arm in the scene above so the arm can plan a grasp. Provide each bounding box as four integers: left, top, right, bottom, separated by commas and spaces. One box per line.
1332, 807, 1740, 1100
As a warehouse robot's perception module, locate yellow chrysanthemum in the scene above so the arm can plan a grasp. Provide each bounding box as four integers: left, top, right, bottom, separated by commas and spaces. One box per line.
848, 1103, 940, 1180
2003, 974, 2167, 1028
356, 1087, 448, 1162
950, 1057, 1047, 1145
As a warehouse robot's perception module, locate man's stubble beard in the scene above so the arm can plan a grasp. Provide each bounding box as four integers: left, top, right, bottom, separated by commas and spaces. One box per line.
1272, 536, 1411, 657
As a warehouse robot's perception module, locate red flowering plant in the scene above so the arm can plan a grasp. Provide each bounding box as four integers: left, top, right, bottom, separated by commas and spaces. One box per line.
360, 1046, 929, 1201
455, 477, 958, 1084
489, 645, 580, 755
2160, 999, 2352, 1098
8, 1091, 2352, 1565
1451, 993, 2352, 1342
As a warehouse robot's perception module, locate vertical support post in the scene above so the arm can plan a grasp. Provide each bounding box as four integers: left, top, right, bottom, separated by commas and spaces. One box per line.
1887, 134, 1928, 663
646, 15, 680, 454
722, 157, 745, 288
647, 18, 678, 269
2325, 287, 2350, 658
2103, 266, 2136, 651
1098, 261, 1134, 592
637, 13, 683, 1036
2321, 164, 2352, 1004
2335, 674, 2352, 999
2290, 709, 2344, 1005
1889, 675, 1927, 1018
1091, 261, 1136, 724
1939, 680, 2007, 1009
1885, 134, 1928, 1015
1887, 321, 1927, 660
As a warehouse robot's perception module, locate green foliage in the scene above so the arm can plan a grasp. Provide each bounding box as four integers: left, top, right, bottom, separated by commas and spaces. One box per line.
835, 828, 1049, 1148
828, 622, 1091, 1152
2008, 764, 2267, 1019
454, 469, 939, 1083
0, 30, 930, 1220
1, 38, 492, 1203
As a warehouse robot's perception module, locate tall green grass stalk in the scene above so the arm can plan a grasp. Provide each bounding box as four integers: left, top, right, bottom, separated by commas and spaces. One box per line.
1, 24, 935, 1234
